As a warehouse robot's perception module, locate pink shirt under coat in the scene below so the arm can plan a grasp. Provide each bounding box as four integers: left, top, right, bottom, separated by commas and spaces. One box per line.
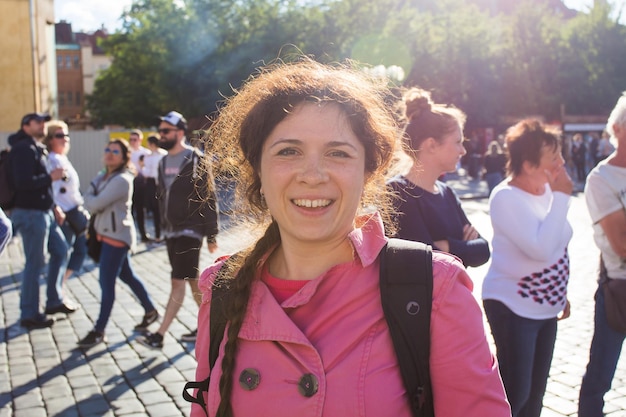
192, 213, 511, 417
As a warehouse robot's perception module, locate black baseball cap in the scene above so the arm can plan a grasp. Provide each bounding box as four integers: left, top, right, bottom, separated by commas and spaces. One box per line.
21, 112, 51, 126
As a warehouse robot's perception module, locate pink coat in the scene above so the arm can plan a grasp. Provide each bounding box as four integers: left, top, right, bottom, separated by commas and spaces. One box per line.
192, 214, 510, 417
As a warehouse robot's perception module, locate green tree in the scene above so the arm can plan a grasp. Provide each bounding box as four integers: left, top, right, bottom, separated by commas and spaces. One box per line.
559, 1, 626, 116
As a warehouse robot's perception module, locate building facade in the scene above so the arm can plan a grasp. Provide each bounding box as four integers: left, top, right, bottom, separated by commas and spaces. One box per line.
0, 0, 56, 132
55, 22, 111, 130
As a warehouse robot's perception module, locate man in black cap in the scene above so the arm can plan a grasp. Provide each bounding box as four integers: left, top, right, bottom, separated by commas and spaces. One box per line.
137, 111, 219, 349
8, 112, 77, 330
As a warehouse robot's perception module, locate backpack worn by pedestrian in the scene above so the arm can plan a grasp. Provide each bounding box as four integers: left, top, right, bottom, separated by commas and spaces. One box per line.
183, 238, 434, 417
0, 149, 16, 210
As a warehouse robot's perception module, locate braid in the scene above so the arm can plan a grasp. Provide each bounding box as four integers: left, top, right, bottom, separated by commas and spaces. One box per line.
216, 221, 281, 417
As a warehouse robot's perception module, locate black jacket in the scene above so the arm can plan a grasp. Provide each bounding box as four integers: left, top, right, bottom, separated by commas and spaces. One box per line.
157, 148, 218, 241
8, 130, 54, 211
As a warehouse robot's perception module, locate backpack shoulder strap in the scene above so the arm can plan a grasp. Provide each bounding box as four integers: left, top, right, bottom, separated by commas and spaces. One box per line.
379, 238, 434, 417
182, 262, 233, 415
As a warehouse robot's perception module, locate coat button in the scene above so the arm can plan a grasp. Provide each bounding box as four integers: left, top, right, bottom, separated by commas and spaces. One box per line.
239, 368, 261, 391
298, 373, 319, 397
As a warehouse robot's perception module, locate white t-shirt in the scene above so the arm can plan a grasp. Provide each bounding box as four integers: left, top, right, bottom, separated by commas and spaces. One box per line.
48, 152, 83, 212
585, 160, 626, 279
482, 181, 573, 319
142, 148, 166, 180
130, 146, 150, 174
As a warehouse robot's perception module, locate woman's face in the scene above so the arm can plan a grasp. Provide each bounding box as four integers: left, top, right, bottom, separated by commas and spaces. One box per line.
533, 143, 564, 181
104, 142, 125, 171
50, 127, 70, 155
434, 124, 466, 173
259, 102, 366, 246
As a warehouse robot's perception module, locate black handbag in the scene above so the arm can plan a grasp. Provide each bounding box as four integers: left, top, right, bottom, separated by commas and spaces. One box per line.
86, 215, 102, 263
64, 205, 90, 235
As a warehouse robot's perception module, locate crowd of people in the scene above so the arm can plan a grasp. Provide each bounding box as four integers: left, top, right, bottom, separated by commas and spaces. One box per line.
1, 110, 220, 352
1, 59, 624, 417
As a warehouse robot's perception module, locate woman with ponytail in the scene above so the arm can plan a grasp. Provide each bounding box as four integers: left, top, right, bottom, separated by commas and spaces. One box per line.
388, 88, 490, 267
192, 59, 510, 417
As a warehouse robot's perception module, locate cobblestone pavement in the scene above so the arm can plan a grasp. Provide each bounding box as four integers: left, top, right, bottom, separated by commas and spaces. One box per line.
1, 176, 625, 416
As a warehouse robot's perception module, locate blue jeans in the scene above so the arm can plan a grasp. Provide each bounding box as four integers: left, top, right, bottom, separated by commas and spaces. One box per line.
11, 208, 69, 321
94, 242, 156, 333
578, 286, 625, 417
484, 299, 557, 417
60, 221, 87, 273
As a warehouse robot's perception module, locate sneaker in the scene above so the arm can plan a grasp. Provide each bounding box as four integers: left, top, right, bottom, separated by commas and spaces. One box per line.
134, 309, 159, 331
137, 332, 164, 349
180, 329, 197, 343
20, 316, 55, 330
78, 330, 105, 348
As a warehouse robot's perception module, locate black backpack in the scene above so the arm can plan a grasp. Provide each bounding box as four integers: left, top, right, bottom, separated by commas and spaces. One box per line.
0, 149, 16, 210
183, 238, 434, 417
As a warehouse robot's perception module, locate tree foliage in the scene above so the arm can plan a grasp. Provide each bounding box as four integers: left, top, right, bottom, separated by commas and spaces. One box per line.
86, 0, 626, 129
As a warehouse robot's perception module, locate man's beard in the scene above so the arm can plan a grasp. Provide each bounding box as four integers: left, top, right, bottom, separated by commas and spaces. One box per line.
159, 138, 176, 150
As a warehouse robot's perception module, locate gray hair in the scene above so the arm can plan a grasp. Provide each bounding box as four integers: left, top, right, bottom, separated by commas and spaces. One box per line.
606, 91, 626, 138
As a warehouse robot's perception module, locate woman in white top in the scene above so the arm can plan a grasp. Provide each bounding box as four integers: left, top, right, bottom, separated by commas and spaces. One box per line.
482, 119, 573, 417
44, 120, 88, 293
141, 135, 166, 241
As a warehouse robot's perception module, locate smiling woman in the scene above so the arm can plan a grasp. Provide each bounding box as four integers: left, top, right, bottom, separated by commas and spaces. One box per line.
191, 58, 510, 417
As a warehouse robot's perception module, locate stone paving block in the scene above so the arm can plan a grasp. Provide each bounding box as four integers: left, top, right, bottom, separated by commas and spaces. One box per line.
162, 384, 188, 407
549, 370, 584, 388
44, 396, 81, 416
540, 407, 573, 417
121, 365, 157, 384
543, 393, 579, 416
0, 394, 11, 411
9, 367, 38, 390
173, 395, 193, 417
151, 366, 185, 387
128, 376, 163, 394
12, 389, 44, 410
14, 406, 47, 417
103, 382, 138, 403
64, 358, 93, 377
76, 396, 111, 416
110, 397, 146, 415
135, 388, 170, 406
73, 384, 104, 403
546, 380, 580, 401
144, 401, 186, 417
40, 375, 72, 401
110, 342, 142, 359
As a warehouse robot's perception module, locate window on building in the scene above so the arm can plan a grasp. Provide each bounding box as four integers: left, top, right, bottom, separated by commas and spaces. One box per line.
57, 55, 63, 68
76, 92, 81, 106
65, 56, 72, 69
67, 92, 73, 106
59, 92, 65, 107
73, 56, 80, 69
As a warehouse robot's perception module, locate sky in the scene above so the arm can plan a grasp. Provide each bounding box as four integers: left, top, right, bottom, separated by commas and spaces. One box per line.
55, 0, 620, 33
54, 0, 134, 32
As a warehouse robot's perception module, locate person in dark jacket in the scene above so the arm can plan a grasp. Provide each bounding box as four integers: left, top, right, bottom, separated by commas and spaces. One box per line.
137, 111, 219, 349
8, 112, 77, 330
387, 88, 490, 268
